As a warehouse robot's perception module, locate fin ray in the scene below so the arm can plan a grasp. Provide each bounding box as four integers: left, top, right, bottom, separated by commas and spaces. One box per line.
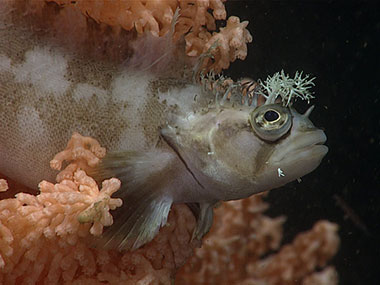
97, 184, 173, 251
91, 149, 176, 251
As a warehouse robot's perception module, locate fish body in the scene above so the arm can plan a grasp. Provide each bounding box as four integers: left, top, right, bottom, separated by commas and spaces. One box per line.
0, 8, 328, 250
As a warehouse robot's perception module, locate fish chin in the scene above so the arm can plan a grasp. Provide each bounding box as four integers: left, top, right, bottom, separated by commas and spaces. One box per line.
278, 144, 328, 175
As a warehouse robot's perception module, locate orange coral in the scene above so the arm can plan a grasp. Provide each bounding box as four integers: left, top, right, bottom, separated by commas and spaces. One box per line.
0, 133, 198, 284
47, 0, 178, 37
177, 196, 340, 285
177, 195, 285, 283
47, 0, 227, 38
302, 267, 339, 285
17, 0, 252, 72
0, 179, 7, 192
49, 132, 106, 183
246, 221, 339, 284
187, 16, 252, 72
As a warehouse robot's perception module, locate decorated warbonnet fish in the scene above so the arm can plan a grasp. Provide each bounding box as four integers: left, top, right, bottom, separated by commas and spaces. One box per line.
89, 71, 328, 250
0, 16, 327, 249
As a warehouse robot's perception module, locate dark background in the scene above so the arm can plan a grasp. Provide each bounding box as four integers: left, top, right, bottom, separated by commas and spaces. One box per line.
225, 1, 379, 284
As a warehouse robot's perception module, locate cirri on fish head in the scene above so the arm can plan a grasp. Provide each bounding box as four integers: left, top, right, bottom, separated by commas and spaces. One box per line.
0, 9, 327, 251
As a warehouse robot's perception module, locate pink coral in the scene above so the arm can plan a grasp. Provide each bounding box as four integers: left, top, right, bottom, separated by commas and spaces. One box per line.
177, 196, 340, 285
0, 179, 7, 192
246, 221, 340, 284
47, 0, 178, 37
188, 16, 253, 72
50, 132, 106, 183
0, 133, 198, 284
47, 0, 228, 39
13, 0, 251, 72
302, 267, 339, 285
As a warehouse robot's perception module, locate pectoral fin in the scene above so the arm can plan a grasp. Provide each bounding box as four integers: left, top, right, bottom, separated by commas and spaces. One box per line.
91, 149, 176, 251
95, 187, 172, 251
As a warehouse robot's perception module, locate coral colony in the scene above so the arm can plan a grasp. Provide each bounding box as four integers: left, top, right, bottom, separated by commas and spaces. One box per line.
0, 1, 339, 284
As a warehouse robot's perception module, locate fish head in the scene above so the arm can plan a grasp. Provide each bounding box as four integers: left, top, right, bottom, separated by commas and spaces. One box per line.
247, 104, 328, 194
162, 103, 328, 200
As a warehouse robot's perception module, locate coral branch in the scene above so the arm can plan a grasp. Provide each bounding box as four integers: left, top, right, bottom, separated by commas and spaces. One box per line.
196, 16, 253, 72
12, 0, 251, 73
248, 221, 339, 284
50, 132, 106, 182
302, 266, 339, 285
177, 196, 339, 285
0, 133, 198, 284
0, 179, 7, 192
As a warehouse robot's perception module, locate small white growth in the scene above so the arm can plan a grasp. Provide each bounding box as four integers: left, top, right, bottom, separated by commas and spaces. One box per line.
111, 72, 151, 149
111, 72, 150, 108
258, 70, 315, 107
112, 72, 148, 123
158, 84, 201, 115
13, 47, 71, 96
277, 167, 285, 177
0, 54, 11, 72
72, 83, 108, 106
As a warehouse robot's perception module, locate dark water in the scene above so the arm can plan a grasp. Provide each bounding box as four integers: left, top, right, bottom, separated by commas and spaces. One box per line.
226, 1, 380, 284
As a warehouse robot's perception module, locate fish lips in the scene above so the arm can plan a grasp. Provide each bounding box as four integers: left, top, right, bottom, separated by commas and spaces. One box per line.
272, 129, 328, 171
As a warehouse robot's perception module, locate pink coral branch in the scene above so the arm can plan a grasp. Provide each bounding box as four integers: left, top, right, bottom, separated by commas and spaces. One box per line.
28, 0, 249, 72
50, 132, 106, 182
177, 196, 340, 285
202, 16, 253, 72
0, 133, 198, 284
0, 179, 7, 192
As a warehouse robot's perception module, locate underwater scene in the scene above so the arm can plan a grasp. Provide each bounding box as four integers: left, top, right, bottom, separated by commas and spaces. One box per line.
0, 1, 378, 284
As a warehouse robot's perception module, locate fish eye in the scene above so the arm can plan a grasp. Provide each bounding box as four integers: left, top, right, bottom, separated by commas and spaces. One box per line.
264, 109, 280, 122
249, 104, 292, 141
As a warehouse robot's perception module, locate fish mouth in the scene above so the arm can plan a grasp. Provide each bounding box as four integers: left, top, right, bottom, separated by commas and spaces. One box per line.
275, 129, 328, 163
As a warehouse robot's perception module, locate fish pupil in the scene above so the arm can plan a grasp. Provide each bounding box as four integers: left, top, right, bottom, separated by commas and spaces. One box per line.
264, 110, 279, 122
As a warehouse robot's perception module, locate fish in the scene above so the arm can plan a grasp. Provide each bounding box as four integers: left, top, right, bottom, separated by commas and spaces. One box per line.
0, 6, 328, 251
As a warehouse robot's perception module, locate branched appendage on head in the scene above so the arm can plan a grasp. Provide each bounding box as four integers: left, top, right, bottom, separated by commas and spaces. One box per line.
50, 132, 106, 182
199, 71, 236, 104
197, 70, 316, 110
257, 70, 316, 107
196, 74, 260, 110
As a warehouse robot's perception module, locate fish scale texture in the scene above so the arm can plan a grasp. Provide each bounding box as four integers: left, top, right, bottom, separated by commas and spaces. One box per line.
0, 12, 173, 188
